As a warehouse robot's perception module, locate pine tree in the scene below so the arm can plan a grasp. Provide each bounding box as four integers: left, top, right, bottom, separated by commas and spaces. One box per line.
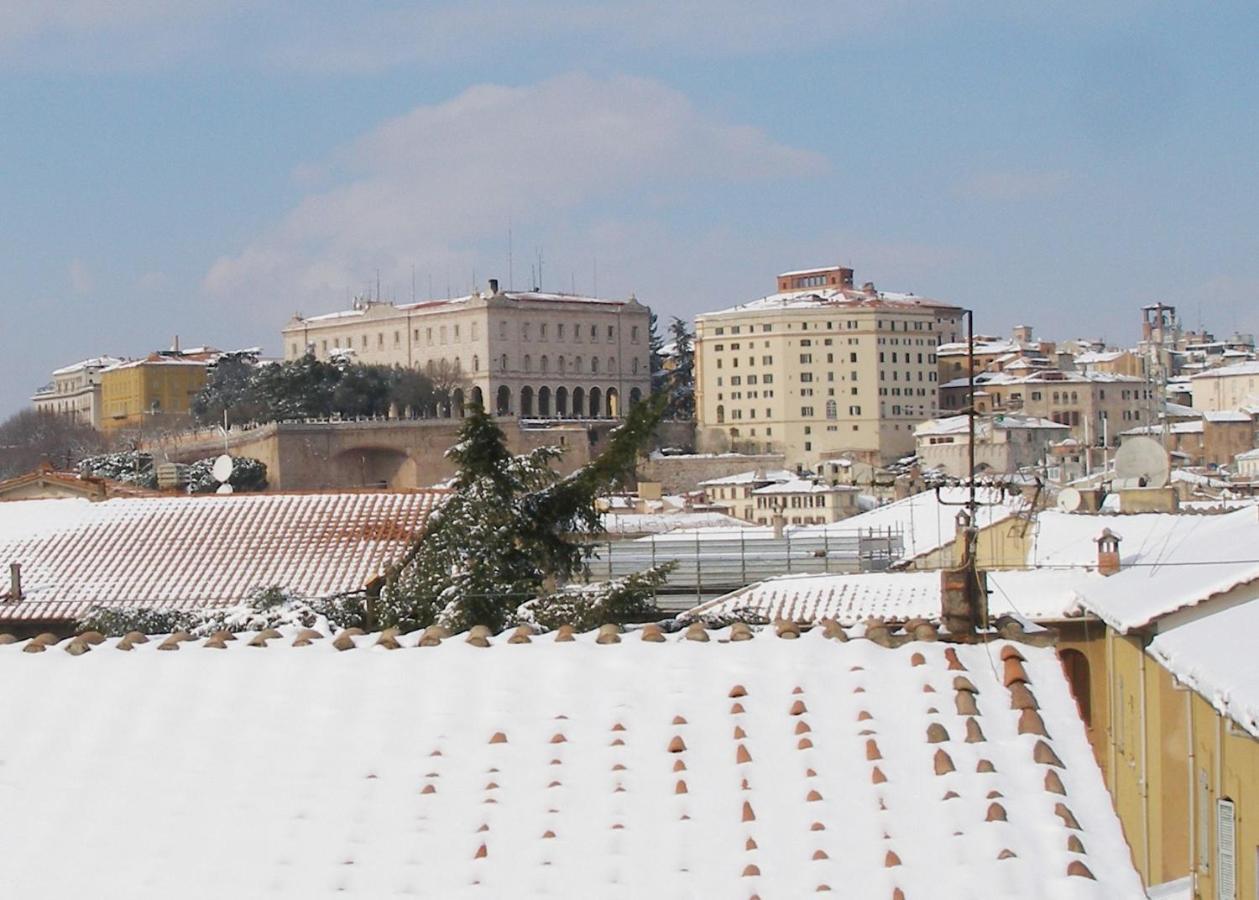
380, 394, 666, 632
665, 316, 695, 420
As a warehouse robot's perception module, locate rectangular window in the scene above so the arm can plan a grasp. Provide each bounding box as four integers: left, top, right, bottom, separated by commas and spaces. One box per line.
607, 325, 615, 341
800, 353, 812, 364
557, 324, 565, 340
800, 373, 813, 383
631, 325, 639, 342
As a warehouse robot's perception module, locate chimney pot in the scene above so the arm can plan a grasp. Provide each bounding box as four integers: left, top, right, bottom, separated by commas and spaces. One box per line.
1095, 528, 1122, 576
488, 278, 500, 294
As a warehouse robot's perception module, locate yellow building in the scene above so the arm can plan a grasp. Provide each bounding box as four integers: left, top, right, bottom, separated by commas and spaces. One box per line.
99, 355, 209, 432
1065, 509, 1259, 898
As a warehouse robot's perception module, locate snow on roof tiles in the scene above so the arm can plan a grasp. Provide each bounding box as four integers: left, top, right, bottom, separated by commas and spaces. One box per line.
699, 287, 959, 318
1189, 359, 1259, 379
686, 570, 1092, 625
0, 625, 1143, 898
1034, 508, 1259, 632
0, 492, 445, 621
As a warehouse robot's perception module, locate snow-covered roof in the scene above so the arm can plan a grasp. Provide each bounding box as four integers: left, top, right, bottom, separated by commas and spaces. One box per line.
1189, 359, 1259, 379
1073, 350, 1127, 365
0, 625, 1143, 898
798, 487, 1030, 564
916, 415, 1068, 437
1235, 448, 1259, 462
937, 339, 1023, 356
699, 287, 959, 319
51, 355, 125, 376
1034, 508, 1259, 632
1118, 421, 1204, 437
686, 569, 1095, 625
699, 469, 795, 487
1203, 409, 1252, 422
299, 291, 633, 324
0, 492, 446, 622
600, 511, 750, 535
1148, 600, 1259, 738
751, 479, 856, 496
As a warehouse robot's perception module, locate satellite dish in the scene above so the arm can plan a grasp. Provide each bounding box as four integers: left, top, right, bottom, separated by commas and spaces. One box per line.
1113, 436, 1171, 490
211, 454, 234, 484
1058, 487, 1083, 513
216, 483, 234, 495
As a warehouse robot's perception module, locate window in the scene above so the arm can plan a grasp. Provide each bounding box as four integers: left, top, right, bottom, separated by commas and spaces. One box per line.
377, 333, 384, 348
826, 400, 837, 419
800, 353, 812, 364
801, 406, 814, 416
454, 324, 461, 341
541, 355, 549, 373
607, 325, 614, 341
500, 354, 508, 370
499, 321, 508, 340
523, 354, 532, 373
591, 357, 599, 374
557, 324, 565, 340
631, 325, 639, 343
440, 325, 448, 344
473, 355, 480, 371
632, 358, 639, 374
800, 372, 813, 383
591, 325, 598, 340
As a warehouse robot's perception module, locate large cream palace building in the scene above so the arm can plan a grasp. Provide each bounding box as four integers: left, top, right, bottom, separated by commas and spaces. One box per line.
282, 281, 652, 419
695, 265, 964, 466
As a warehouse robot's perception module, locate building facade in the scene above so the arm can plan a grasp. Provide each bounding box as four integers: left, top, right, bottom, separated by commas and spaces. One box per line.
694, 266, 964, 467
282, 282, 652, 420
99, 356, 210, 432
30, 356, 123, 428
1190, 360, 1259, 412
915, 413, 1070, 477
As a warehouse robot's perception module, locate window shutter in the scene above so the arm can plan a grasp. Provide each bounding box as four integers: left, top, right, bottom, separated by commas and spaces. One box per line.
1217, 797, 1235, 900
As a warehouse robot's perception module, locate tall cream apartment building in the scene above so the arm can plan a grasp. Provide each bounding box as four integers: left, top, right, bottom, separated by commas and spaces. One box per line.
282, 281, 652, 419
695, 265, 964, 466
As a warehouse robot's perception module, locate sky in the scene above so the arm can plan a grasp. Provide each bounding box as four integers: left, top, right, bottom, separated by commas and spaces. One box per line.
3, 1, 1258, 417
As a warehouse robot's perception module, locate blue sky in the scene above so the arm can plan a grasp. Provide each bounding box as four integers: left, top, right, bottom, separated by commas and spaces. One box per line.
3, 2, 1258, 417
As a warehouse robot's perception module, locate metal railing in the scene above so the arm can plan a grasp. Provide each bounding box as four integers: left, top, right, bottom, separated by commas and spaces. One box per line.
583, 526, 905, 596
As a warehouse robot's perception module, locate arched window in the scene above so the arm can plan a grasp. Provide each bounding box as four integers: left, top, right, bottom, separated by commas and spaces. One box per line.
500, 354, 508, 371
589, 387, 602, 417
524, 354, 532, 373
575, 356, 583, 373
608, 357, 616, 373
826, 399, 837, 420
538, 386, 552, 416
472, 355, 480, 372
591, 357, 599, 374
496, 385, 511, 416
556, 387, 569, 416
572, 387, 585, 417
520, 386, 534, 417
540, 355, 549, 374
716, 404, 725, 424
558, 355, 566, 374
630, 387, 642, 407
631, 358, 639, 375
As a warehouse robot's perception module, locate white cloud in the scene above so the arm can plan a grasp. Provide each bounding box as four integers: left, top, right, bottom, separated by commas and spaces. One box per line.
955, 170, 1073, 202
203, 74, 825, 319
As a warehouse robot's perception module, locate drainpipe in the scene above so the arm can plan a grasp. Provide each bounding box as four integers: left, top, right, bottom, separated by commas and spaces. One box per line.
1139, 646, 1151, 885
1187, 686, 1197, 895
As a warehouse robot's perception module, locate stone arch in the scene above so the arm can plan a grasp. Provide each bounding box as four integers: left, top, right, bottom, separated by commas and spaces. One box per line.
540, 355, 549, 374
520, 385, 535, 417
471, 386, 484, 411
606, 387, 619, 417
572, 387, 585, 418
630, 387, 643, 407
453, 388, 465, 418
538, 386, 552, 417
716, 404, 725, 424
589, 387, 602, 418
496, 385, 511, 416
556, 386, 569, 416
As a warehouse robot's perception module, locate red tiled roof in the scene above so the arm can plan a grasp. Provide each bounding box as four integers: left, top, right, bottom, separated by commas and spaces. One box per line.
0, 491, 446, 621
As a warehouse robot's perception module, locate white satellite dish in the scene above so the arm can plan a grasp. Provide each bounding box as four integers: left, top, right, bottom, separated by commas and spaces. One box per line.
216, 483, 234, 495
211, 454, 234, 484
1058, 487, 1083, 513
1113, 436, 1171, 490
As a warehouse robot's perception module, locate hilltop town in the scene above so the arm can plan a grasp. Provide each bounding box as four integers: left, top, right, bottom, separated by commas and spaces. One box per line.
3, 260, 1257, 898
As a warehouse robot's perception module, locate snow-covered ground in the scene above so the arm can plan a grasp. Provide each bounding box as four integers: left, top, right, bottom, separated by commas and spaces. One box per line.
0, 627, 1143, 898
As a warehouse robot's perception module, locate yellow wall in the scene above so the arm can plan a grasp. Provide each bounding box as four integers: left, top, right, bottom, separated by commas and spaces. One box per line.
100, 363, 206, 431
909, 515, 1033, 571
1099, 624, 1259, 896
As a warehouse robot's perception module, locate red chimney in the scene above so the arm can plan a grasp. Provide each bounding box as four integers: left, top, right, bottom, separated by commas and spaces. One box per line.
1095, 528, 1122, 577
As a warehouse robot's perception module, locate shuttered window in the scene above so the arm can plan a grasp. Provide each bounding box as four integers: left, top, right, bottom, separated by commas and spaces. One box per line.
1217, 797, 1235, 900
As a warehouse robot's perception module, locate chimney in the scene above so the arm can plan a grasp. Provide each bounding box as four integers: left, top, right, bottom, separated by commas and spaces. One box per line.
7, 562, 21, 602
488, 278, 500, 295
940, 510, 988, 635
771, 511, 786, 539
1095, 528, 1122, 576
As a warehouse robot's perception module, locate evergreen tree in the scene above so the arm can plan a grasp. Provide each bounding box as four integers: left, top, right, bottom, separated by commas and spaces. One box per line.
665, 316, 695, 420
380, 394, 666, 632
